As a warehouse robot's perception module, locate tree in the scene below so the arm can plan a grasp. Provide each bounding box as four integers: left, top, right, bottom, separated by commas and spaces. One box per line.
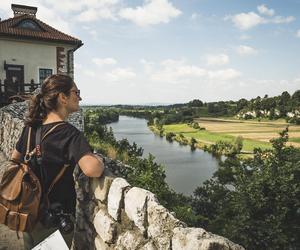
188, 99, 204, 107
292, 90, 300, 105
236, 98, 248, 112
193, 128, 300, 250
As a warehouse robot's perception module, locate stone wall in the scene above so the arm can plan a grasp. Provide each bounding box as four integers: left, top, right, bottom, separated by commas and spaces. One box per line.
0, 102, 244, 250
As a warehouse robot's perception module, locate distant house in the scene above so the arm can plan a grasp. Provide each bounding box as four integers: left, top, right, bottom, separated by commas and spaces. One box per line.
0, 4, 83, 107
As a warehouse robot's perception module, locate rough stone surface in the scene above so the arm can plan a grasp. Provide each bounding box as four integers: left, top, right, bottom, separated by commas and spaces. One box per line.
94, 209, 117, 244
172, 227, 245, 250
95, 235, 113, 250
108, 178, 130, 221
0, 105, 24, 158
147, 200, 184, 249
140, 241, 157, 250
116, 230, 147, 250
124, 187, 157, 234
91, 169, 115, 202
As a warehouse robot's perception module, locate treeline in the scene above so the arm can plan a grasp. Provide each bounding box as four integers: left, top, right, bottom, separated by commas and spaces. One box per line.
236, 90, 300, 123
87, 89, 300, 126
84, 108, 119, 125
84, 108, 300, 249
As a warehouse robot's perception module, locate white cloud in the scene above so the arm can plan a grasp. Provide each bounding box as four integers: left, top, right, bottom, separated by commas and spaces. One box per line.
45, 0, 120, 15
206, 54, 229, 66
297, 29, 300, 37
37, 5, 72, 33
150, 59, 240, 83
92, 57, 117, 66
105, 68, 136, 81
207, 69, 241, 81
271, 16, 295, 24
76, 6, 117, 22
119, 0, 181, 27
227, 12, 265, 30
226, 7, 295, 30
257, 5, 274, 16
237, 45, 258, 56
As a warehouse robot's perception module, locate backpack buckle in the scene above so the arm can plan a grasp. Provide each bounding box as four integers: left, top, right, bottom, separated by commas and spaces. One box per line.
24, 154, 31, 163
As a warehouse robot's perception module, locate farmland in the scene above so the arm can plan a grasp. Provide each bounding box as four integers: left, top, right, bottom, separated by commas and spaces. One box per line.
163, 117, 300, 152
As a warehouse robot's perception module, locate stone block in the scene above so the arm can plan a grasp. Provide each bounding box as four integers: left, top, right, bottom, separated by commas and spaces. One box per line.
141, 241, 157, 250
116, 230, 146, 250
172, 227, 245, 250
91, 169, 114, 202
95, 235, 114, 250
94, 209, 117, 244
108, 178, 130, 221
147, 199, 184, 250
124, 187, 157, 234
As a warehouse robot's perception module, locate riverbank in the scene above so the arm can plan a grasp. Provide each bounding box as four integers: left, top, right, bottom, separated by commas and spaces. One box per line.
149, 117, 300, 157
108, 116, 219, 195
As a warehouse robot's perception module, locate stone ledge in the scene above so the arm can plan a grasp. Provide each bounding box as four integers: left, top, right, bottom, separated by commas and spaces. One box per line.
91, 169, 115, 202
94, 209, 117, 244
172, 227, 245, 250
108, 177, 131, 221
124, 187, 157, 235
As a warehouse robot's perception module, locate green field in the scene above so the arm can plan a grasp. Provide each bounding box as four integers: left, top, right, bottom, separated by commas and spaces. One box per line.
162, 118, 300, 153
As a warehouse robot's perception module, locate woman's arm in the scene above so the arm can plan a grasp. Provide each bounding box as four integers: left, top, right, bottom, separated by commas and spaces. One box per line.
78, 153, 104, 177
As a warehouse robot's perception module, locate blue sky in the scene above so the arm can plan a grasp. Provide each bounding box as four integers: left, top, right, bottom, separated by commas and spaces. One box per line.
1, 0, 300, 105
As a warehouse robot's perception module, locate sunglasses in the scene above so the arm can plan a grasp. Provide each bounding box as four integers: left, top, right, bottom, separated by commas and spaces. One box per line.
70, 89, 81, 98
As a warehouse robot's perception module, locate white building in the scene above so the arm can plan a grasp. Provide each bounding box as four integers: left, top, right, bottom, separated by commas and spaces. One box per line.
0, 4, 83, 106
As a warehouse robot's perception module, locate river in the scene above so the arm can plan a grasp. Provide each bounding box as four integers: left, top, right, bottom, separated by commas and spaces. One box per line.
108, 116, 219, 195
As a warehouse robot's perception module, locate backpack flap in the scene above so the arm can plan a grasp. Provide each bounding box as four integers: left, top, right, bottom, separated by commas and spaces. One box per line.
0, 164, 27, 201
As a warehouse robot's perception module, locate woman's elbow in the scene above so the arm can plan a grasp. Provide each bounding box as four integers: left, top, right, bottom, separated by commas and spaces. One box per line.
79, 154, 105, 178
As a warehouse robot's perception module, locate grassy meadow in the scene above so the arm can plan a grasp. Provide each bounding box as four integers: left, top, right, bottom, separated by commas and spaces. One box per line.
162, 118, 300, 153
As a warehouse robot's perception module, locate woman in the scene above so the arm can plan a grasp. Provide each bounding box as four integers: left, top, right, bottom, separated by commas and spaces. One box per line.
11, 74, 104, 249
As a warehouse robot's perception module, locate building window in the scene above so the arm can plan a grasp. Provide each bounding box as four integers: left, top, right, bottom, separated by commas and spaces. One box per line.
17, 19, 42, 31
39, 69, 52, 83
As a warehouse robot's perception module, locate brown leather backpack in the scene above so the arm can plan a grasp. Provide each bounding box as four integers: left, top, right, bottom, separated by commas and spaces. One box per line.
0, 123, 68, 232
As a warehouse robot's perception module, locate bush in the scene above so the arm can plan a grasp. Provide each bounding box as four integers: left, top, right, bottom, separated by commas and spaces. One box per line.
166, 132, 176, 142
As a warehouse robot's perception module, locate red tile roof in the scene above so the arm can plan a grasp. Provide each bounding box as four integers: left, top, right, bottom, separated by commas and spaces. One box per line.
0, 14, 83, 49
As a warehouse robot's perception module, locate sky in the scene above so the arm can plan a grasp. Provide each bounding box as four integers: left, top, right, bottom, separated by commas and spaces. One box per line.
1, 0, 300, 105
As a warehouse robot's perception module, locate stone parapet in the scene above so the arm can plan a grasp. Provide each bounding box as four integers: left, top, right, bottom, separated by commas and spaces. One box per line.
83, 173, 244, 250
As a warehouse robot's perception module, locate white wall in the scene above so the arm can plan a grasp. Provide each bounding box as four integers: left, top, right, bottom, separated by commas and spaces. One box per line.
0, 38, 74, 83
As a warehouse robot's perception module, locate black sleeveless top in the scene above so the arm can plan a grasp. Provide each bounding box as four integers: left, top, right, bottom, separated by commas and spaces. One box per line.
16, 122, 92, 214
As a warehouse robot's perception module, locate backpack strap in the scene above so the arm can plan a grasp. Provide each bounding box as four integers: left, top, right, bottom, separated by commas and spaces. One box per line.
24, 127, 32, 163
47, 164, 69, 196
25, 127, 32, 156
42, 122, 66, 141
35, 122, 70, 208
24, 123, 66, 163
